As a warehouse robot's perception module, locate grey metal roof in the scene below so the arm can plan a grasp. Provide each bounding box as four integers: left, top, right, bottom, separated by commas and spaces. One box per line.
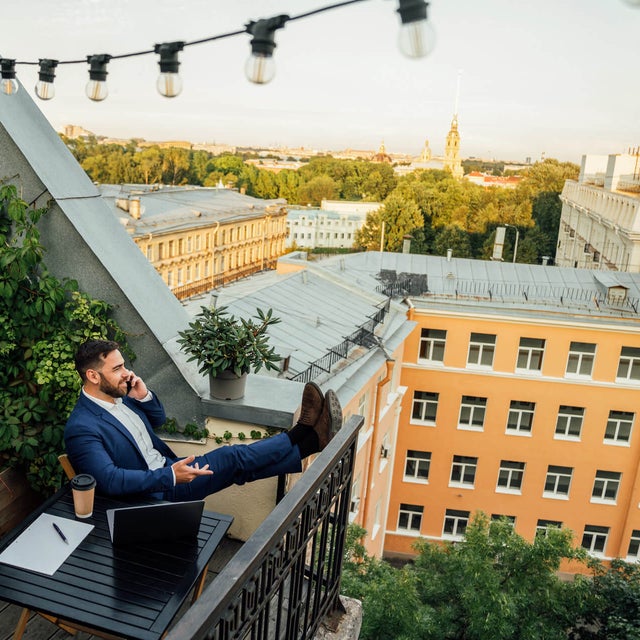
99, 184, 286, 237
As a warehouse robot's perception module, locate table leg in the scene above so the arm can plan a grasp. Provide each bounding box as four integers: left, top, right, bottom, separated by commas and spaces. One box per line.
191, 562, 210, 604
13, 608, 30, 640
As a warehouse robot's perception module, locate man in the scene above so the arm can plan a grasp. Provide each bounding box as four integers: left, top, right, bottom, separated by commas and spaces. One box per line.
64, 339, 342, 501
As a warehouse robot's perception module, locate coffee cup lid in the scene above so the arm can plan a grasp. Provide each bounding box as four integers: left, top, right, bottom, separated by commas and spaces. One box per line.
71, 473, 96, 490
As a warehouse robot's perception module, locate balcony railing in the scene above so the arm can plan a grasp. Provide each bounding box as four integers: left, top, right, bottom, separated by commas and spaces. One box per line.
165, 415, 363, 640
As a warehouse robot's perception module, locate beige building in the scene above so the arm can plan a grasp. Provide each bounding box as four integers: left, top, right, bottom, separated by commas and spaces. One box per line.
556, 152, 640, 271
99, 184, 288, 300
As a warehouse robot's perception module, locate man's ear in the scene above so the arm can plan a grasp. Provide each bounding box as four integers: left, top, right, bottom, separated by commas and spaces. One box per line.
85, 368, 100, 385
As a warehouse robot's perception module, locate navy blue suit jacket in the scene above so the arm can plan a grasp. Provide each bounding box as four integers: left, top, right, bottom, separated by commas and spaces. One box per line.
64, 392, 176, 498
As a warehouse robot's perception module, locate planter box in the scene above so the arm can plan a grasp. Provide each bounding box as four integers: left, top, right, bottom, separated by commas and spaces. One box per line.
0, 467, 44, 537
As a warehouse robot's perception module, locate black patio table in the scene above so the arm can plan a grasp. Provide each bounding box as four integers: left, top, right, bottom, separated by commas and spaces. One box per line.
0, 484, 233, 640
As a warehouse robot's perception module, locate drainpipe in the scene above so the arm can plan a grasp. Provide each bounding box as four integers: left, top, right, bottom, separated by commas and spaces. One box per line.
361, 358, 395, 537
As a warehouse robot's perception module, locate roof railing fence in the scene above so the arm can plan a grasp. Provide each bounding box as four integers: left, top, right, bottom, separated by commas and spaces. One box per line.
290, 299, 390, 383
165, 415, 362, 640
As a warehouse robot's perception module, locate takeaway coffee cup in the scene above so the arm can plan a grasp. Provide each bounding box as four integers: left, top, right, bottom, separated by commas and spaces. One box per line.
70, 473, 96, 518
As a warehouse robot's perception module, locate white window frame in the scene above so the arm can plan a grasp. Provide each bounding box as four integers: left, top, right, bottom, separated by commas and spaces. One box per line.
398, 503, 423, 533
554, 405, 584, 440
418, 329, 446, 363
616, 346, 640, 382
581, 525, 609, 556
535, 519, 562, 538
467, 333, 496, 369
411, 391, 439, 425
591, 470, 622, 503
496, 460, 525, 494
516, 337, 545, 372
404, 450, 431, 483
604, 410, 634, 445
443, 509, 470, 540
543, 465, 573, 499
627, 529, 640, 561
506, 401, 535, 435
449, 455, 478, 488
566, 341, 596, 378
458, 396, 487, 431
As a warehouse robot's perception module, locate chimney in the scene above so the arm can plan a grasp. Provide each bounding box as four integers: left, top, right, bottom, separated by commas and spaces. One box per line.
129, 198, 141, 220
447, 248, 453, 261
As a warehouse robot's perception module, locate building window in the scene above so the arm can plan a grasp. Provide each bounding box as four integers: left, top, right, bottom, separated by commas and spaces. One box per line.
404, 450, 431, 482
627, 530, 640, 560
467, 333, 496, 368
450, 455, 478, 487
555, 405, 584, 440
566, 342, 596, 377
398, 503, 423, 532
166, 271, 173, 287
158, 242, 164, 259
496, 460, 525, 493
536, 519, 562, 538
146, 245, 153, 261
418, 329, 446, 362
617, 346, 640, 382
443, 509, 470, 539
490, 515, 515, 527
506, 401, 535, 434
581, 525, 609, 556
516, 337, 545, 372
458, 396, 487, 430
591, 470, 622, 503
605, 410, 634, 444
186, 237, 192, 253
544, 465, 573, 498
411, 391, 439, 425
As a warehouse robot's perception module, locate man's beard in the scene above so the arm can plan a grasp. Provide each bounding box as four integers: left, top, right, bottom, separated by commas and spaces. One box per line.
98, 373, 126, 398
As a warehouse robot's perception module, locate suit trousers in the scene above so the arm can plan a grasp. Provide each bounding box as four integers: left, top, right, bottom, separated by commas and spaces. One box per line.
169, 432, 302, 501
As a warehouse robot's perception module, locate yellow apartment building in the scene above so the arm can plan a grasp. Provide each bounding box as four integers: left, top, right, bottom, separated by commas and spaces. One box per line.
99, 184, 288, 300
383, 269, 640, 570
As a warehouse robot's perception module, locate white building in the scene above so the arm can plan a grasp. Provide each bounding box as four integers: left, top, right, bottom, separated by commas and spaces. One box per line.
556, 153, 640, 271
286, 199, 381, 250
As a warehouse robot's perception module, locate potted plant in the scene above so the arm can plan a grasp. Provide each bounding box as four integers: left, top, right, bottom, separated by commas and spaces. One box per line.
177, 305, 282, 400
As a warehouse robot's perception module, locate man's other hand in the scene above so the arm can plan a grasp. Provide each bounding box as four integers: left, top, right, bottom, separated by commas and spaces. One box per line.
172, 455, 214, 483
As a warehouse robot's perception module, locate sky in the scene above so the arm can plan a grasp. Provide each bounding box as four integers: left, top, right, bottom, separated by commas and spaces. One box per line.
2, 0, 640, 164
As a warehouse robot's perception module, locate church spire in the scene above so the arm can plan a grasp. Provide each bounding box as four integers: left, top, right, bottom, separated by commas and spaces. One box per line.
443, 70, 463, 179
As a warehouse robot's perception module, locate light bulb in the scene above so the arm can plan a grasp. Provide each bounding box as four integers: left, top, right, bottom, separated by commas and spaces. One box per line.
157, 73, 183, 97
398, 19, 436, 58
154, 42, 185, 98
244, 15, 288, 85
1, 78, 18, 95
85, 54, 111, 102
85, 79, 108, 102
35, 59, 58, 100
245, 53, 276, 85
0, 58, 18, 95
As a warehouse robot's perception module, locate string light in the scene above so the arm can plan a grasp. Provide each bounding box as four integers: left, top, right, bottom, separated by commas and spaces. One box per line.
35, 59, 58, 100
244, 15, 289, 85
1, 0, 441, 101
155, 41, 185, 98
396, 0, 436, 59
85, 54, 112, 102
0, 59, 19, 95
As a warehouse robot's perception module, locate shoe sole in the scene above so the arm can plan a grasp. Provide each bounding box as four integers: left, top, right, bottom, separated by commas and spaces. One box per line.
324, 390, 343, 436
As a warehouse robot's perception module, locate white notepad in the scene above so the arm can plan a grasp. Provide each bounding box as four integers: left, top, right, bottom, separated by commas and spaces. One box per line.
0, 513, 94, 575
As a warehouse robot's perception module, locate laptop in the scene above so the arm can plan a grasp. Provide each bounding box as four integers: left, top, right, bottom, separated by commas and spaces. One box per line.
106, 500, 205, 546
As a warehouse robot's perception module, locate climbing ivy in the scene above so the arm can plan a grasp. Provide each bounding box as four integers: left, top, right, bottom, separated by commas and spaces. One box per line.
0, 184, 132, 494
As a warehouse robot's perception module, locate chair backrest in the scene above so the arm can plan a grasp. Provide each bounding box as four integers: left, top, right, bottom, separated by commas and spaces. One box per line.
58, 453, 76, 480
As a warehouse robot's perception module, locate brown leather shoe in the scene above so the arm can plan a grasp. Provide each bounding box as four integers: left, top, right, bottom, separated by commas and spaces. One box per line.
298, 382, 324, 427
314, 389, 343, 450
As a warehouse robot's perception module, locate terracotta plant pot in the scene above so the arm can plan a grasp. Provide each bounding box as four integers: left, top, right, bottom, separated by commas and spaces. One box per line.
209, 370, 248, 400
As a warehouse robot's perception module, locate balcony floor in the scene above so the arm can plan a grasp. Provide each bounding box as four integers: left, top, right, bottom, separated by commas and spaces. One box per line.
0, 536, 242, 640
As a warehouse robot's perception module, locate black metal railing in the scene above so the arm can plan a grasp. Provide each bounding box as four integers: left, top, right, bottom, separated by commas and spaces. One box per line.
291, 299, 390, 383
166, 415, 362, 640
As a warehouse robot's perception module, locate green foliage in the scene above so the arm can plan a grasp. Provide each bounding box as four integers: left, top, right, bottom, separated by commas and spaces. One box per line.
0, 184, 130, 494
177, 305, 281, 378
341, 515, 599, 640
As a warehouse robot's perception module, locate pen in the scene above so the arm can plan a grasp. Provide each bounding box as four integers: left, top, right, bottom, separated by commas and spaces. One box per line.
52, 522, 69, 544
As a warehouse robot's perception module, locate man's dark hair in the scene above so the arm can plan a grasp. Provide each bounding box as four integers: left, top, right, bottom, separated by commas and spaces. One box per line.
75, 339, 120, 381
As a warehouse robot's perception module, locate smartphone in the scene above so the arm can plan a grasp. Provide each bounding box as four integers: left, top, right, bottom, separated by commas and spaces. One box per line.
126, 379, 132, 394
